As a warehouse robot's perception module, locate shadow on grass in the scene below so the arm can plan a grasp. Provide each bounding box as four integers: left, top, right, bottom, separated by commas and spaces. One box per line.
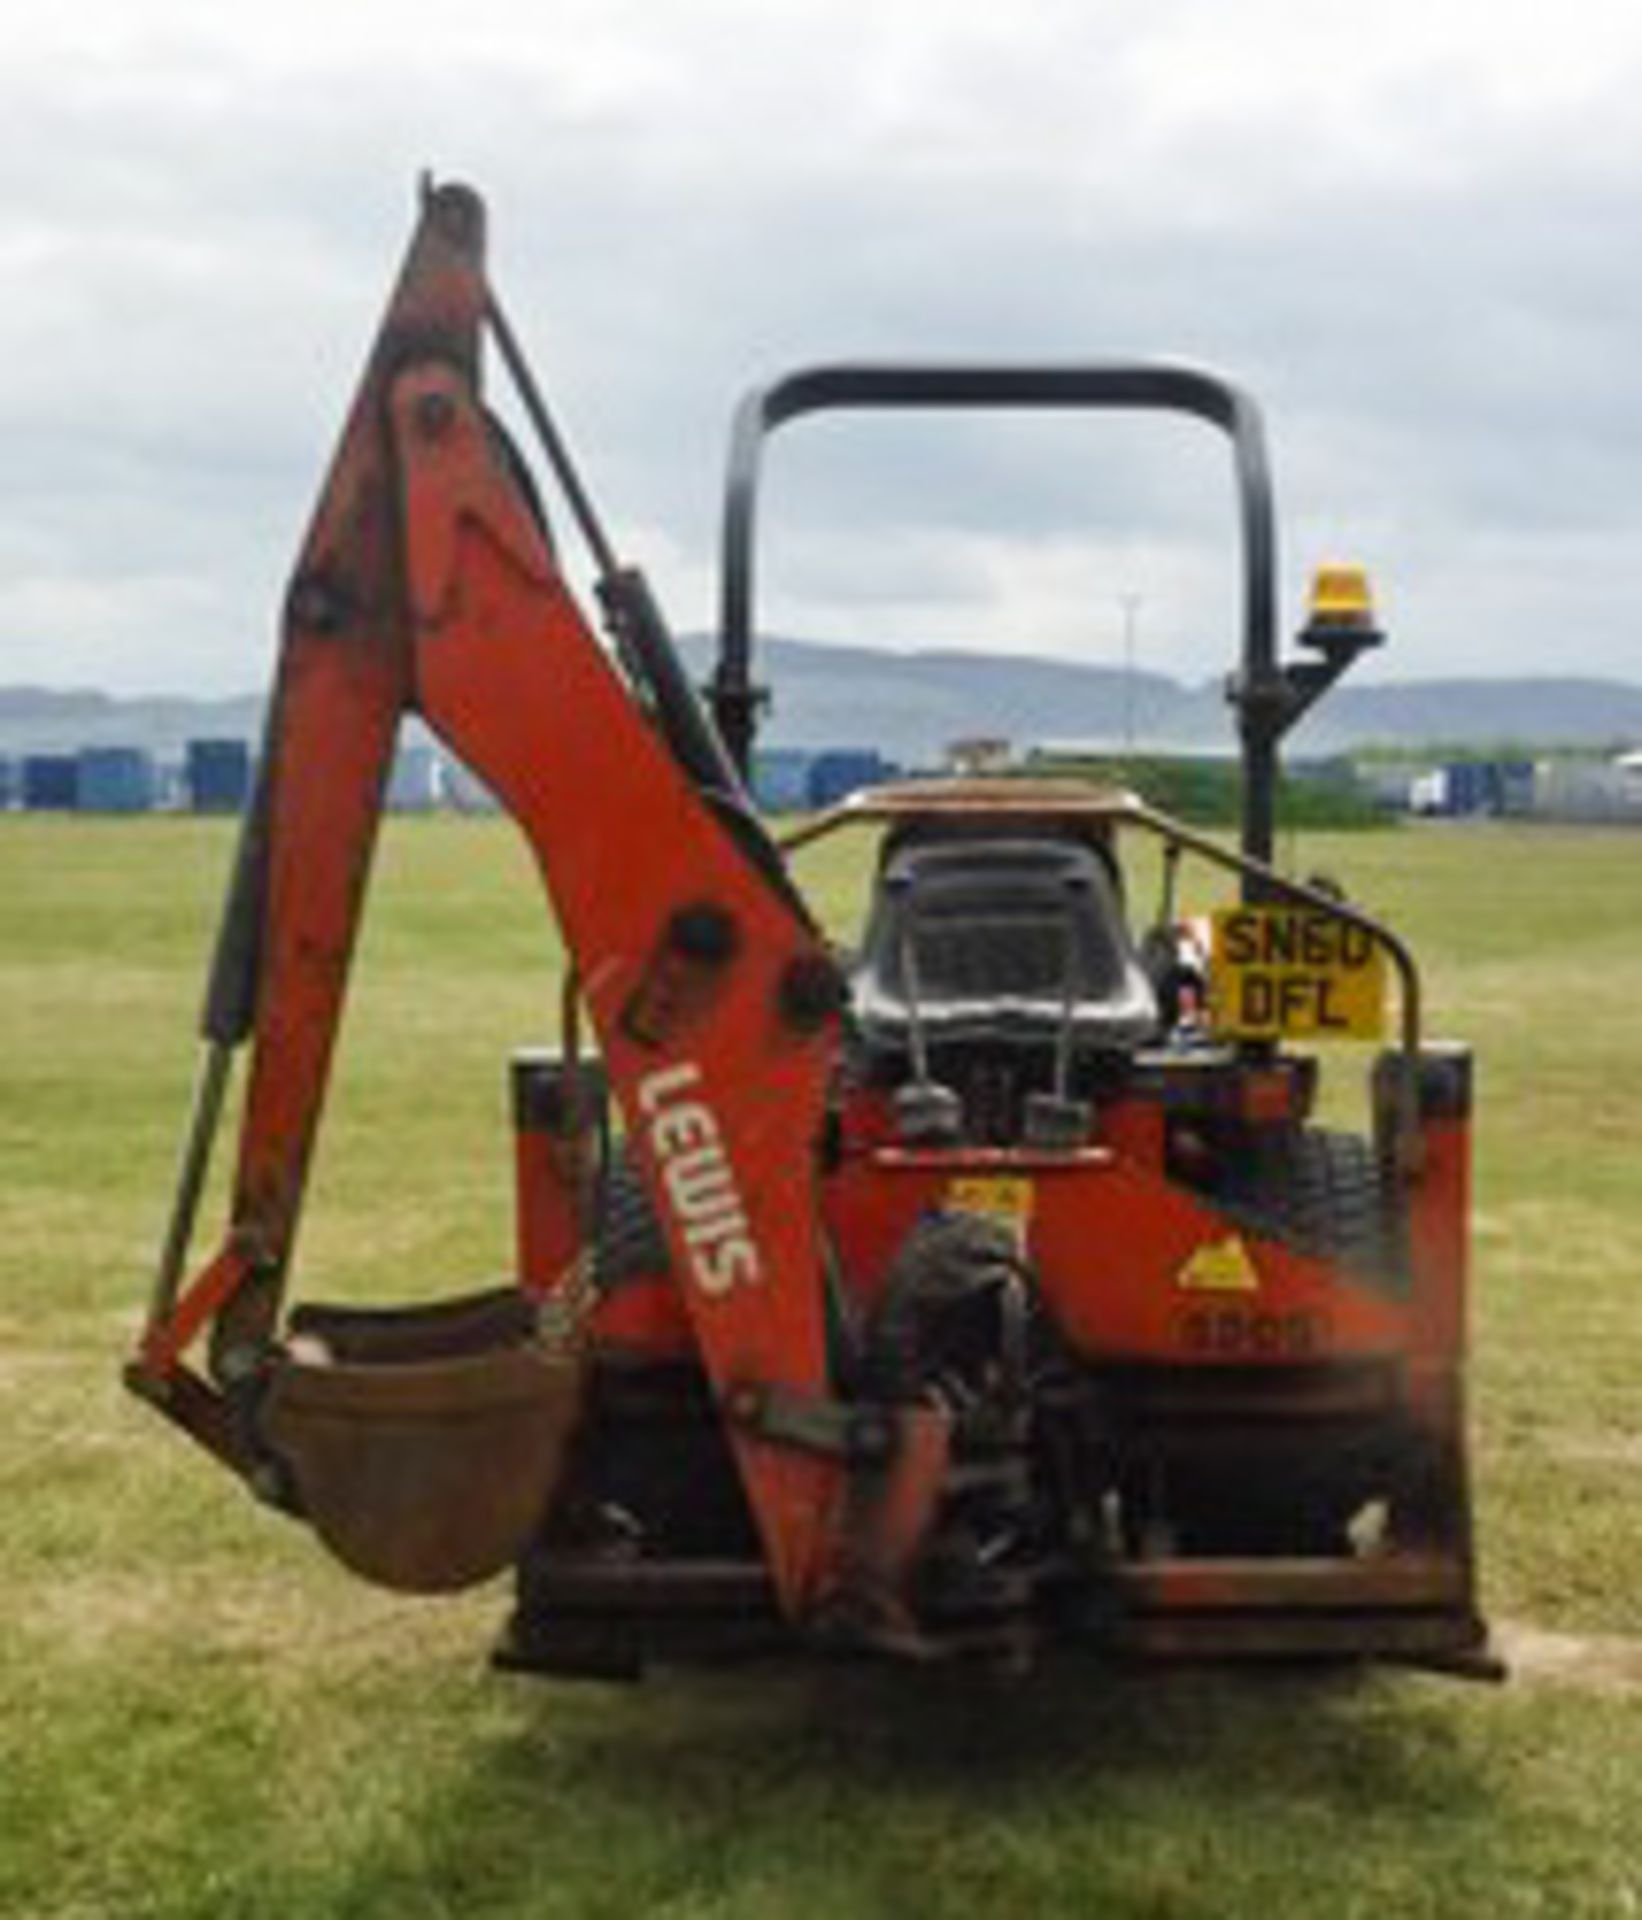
523, 1653, 1480, 1805
330, 1657, 1494, 1918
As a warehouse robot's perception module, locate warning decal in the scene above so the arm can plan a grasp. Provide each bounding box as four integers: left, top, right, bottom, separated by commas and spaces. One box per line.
1176, 1235, 1261, 1294
1210, 906, 1387, 1041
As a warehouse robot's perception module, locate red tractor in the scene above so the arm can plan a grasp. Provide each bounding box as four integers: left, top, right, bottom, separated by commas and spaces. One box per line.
128, 181, 1493, 1679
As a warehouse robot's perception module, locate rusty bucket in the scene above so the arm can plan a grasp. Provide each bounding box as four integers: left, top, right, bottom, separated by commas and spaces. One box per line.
261, 1288, 585, 1594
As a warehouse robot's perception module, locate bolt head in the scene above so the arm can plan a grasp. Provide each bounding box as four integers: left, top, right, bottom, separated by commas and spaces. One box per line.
725, 1383, 763, 1425
778, 952, 845, 1033
248, 1462, 287, 1506
216, 1343, 264, 1385
414, 391, 456, 439
286, 576, 345, 634
667, 901, 739, 967
848, 1412, 894, 1464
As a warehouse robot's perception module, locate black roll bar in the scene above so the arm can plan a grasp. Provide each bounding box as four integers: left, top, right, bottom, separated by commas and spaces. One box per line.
711, 361, 1297, 864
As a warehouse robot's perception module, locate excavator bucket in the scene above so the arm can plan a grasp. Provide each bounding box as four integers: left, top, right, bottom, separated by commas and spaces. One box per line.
261, 1290, 585, 1593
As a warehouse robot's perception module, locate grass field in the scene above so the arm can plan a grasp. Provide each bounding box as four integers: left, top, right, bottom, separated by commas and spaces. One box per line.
2, 814, 1639, 1919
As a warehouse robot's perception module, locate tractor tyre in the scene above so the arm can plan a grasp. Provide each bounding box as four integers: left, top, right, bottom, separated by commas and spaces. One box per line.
1162, 1128, 1409, 1556
558, 1159, 755, 1559
593, 1156, 668, 1291
1219, 1126, 1402, 1288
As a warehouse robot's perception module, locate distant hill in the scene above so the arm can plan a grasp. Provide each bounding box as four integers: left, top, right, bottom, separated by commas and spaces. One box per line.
0, 686, 263, 757
6, 644, 1642, 767
675, 638, 1642, 763
1292, 678, 1642, 754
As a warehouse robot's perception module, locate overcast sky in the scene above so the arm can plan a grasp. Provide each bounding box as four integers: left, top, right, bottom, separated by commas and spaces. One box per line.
3, 0, 1639, 696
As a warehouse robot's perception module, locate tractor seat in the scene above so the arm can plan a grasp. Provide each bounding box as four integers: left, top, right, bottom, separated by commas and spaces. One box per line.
848, 836, 1158, 1056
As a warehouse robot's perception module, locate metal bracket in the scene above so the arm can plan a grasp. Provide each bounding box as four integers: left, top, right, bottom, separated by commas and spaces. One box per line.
723, 1382, 896, 1466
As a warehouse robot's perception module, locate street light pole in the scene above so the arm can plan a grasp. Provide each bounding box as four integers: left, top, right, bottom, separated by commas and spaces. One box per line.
1119, 592, 1142, 752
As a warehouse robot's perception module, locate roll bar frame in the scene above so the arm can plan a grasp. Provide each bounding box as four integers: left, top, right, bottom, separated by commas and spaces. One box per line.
710, 362, 1377, 867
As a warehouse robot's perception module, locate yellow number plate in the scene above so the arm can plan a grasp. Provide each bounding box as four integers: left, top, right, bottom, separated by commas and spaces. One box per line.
945, 1176, 1035, 1225
1210, 906, 1386, 1041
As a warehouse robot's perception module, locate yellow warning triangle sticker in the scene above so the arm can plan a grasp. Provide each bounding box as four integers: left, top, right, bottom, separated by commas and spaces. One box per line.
1176, 1235, 1261, 1294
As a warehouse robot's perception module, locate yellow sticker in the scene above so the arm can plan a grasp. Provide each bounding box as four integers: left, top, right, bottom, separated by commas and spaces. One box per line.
1209, 906, 1387, 1041
1176, 1236, 1261, 1294
945, 1176, 1035, 1225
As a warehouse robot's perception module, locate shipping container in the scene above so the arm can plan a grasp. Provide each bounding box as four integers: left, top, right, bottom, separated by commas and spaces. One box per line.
387, 744, 443, 811
187, 738, 252, 813
78, 746, 157, 814
805, 748, 897, 809
1496, 760, 1536, 817
442, 759, 500, 814
751, 748, 813, 812
22, 754, 79, 810
1531, 758, 1634, 822
1439, 762, 1486, 816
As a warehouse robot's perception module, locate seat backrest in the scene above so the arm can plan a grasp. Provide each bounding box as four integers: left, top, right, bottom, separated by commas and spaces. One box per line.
850, 833, 1159, 1053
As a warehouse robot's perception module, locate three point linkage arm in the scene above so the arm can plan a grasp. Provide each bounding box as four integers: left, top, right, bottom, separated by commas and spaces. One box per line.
127, 181, 868, 1618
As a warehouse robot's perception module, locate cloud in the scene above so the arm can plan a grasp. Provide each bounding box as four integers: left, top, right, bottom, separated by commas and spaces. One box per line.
1, 0, 1639, 694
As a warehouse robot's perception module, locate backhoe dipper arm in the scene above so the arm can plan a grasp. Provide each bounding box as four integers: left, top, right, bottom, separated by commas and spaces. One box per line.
129, 182, 849, 1617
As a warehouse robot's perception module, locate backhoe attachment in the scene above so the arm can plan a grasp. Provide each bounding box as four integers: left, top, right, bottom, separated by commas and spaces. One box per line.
127, 181, 866, 1618
128, 182, 1488, 1681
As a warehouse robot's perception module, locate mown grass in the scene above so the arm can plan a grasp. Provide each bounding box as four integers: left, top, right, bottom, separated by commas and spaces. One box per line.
2, 814, 1639, 1919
